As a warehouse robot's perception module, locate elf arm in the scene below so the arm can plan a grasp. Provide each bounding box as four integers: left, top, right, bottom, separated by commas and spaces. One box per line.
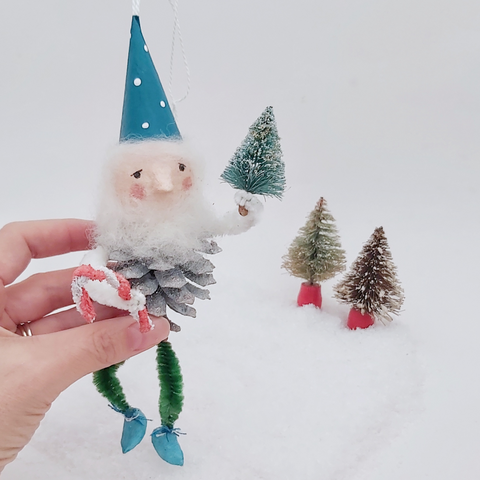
216, 190, 264, 236
80, 245, 109, 267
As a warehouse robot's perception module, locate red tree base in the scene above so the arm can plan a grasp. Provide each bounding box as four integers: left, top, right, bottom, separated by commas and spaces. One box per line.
347, 308, 374, 330
297, 282, 322, 308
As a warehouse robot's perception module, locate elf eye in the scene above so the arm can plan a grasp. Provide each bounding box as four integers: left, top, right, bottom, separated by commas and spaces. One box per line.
131, 169, 142, 179
178, 163, 186, 172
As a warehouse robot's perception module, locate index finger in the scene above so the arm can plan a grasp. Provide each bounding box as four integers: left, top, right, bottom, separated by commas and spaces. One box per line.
0, 219, 94, 285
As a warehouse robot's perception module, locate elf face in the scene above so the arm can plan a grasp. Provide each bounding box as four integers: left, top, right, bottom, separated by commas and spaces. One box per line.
113, 153, 194, 208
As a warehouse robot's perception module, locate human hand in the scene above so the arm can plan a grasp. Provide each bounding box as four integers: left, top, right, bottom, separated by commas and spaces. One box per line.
0, 220, 170, 473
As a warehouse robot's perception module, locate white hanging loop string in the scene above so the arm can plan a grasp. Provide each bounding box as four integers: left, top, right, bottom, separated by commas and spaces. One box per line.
167, 0, 191, 114
131, 0, 190, 114
132, 0, 141, 16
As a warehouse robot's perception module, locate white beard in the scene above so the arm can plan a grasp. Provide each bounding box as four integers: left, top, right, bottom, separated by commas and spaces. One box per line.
94, 191, 219, 262
92, 139, 221, 262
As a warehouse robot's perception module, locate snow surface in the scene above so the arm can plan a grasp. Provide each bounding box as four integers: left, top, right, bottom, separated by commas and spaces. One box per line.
1, 0, 480, 478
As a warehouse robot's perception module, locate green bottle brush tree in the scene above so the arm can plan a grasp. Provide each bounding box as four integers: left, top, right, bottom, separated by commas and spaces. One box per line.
221, 106, 286, 215
282, 197, 346, 308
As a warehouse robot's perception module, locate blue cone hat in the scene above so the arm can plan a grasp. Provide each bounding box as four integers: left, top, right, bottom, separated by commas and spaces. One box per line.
120, 16, 181, 142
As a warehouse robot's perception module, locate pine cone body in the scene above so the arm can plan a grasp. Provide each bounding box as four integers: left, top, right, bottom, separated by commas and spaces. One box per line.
108, 241, 221, 319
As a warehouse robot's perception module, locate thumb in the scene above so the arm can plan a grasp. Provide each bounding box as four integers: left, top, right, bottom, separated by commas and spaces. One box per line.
35, 316, 170, 397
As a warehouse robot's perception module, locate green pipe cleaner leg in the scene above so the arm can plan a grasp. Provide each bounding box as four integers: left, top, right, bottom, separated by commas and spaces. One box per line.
93, 363, 130, 413
157, 341, 184, 427
151, 341, 185, 466
93, 362, 148, 454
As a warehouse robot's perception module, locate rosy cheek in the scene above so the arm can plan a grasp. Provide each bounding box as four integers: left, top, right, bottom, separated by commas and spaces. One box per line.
130, 184, 146, 200
182, 177, 193, 190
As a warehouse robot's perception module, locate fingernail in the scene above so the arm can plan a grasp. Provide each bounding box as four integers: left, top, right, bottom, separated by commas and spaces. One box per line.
126, 320, 167, 352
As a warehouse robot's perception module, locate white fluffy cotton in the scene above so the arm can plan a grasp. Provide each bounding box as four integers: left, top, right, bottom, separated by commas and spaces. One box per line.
93, 139, 262, 262
94, 139, 218, 260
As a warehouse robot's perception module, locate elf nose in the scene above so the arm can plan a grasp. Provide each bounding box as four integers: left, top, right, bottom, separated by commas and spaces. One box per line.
153, 166, 174, 192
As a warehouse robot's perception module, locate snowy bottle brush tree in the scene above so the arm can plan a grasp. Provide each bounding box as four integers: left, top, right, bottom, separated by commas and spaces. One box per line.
221, 106, 285, 215
282, 197, 346, 308
334, 226, 404, 329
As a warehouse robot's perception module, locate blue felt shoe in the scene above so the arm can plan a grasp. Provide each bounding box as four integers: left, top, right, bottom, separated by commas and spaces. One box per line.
151, 425, 185, 466
120, 408, 148, 453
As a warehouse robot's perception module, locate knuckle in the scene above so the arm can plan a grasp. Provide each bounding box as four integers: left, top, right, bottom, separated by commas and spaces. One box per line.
89, 328, 119, 366
0, 222, 20, 237
30, 272, 64, 303
29, 271, 46, 284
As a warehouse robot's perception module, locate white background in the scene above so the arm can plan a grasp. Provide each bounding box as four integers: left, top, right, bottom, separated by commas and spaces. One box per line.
1, 0, 480, 478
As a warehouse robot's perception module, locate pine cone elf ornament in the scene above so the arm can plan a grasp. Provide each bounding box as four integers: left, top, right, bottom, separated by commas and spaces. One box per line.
282, 197, 346, 308
221, 106, 286, 216
334, 227, 404, 329
71, 5, 265, 466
